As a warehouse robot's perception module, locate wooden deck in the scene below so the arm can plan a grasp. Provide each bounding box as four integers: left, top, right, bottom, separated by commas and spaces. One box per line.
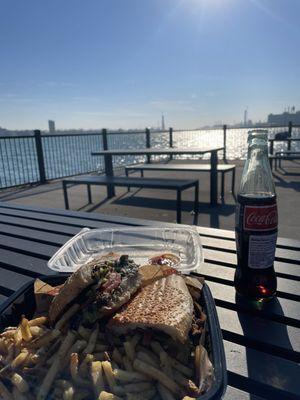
0, 160, 300, 238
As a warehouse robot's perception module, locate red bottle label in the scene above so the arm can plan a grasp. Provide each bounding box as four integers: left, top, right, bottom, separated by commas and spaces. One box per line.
244, 204, 278, 231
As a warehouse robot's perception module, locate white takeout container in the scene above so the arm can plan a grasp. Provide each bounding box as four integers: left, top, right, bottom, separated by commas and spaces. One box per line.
47, 227, 203, 274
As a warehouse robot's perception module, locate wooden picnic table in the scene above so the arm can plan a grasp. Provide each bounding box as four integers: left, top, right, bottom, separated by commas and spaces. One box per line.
91, 147, 224, 206
0, 202, 299, 399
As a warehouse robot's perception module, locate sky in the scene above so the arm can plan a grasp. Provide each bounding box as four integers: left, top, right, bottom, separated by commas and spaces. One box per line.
0, 0, 300, 130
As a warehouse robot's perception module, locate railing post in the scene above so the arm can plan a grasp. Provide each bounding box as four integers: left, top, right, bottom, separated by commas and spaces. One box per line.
169, 127, 173, 160
288, 121, 292, 151
102, 128, 108, 150
145, 128, 151, 163
34, 130, 46, 183
223, 124, 227, 162
269, 139, 274, 172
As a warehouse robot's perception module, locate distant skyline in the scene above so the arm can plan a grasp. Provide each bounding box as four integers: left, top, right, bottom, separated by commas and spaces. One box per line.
1, 0, 300, 130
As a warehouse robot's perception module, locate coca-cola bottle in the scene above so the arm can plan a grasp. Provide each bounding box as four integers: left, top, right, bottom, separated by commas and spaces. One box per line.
234, 130, 278, 299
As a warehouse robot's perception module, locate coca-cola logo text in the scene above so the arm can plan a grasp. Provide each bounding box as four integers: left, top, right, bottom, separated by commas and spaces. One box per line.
244, 204, 278, 231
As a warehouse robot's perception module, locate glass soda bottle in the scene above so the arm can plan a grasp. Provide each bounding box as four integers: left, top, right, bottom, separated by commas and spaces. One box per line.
234, 130, 278, 299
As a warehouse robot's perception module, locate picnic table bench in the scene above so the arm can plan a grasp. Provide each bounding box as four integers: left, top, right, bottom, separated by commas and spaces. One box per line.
125, 163, 236, 199
0, 202, 299, 399
62, 175, 199, 224
272, 151, 300, 170
270, 152, 300, 170
269, 138, 300, 170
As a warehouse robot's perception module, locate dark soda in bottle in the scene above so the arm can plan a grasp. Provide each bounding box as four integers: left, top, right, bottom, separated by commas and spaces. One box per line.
234, 130, 278, 299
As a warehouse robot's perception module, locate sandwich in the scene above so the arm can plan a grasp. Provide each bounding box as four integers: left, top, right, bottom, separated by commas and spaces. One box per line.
49, 254, 141, 324
108, 273, 194, 343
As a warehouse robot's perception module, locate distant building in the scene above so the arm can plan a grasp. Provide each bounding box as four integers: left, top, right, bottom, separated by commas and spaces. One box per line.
268, 110, 300, 125
244, 109, 248, 126
48, 120, 56, 133
161, 114, 165, 131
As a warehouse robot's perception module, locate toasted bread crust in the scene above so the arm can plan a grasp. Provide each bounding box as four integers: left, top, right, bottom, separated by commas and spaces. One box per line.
49, 257, 102, 323
109, 274, 193, 343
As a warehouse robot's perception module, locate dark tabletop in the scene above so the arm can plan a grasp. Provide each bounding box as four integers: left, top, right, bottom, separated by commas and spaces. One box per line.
91, 146, 224, 156
0, 202, 299, 400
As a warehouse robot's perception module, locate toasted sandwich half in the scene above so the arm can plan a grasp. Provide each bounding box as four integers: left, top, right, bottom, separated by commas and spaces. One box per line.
108, 274, 193, 343
49, 255, 141, 324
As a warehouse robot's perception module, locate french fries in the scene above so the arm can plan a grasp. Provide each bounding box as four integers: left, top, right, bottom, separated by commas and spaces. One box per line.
28, 316, 47, 327
70, 352, 90, 387
137, 350, 160, 368
12, 387, 27, 400
78, 325, 91, 340
29, 326, 45, 337
20, 317, 32, 342
123, 341, 135, 362
0, 260, 213, 399
133, 359, 181, 395
11, 372, 29, 393
157, 383, 177, 400
126, 390, 156, 400
122, 357, 133, 371
83, 324, 99, 356
98, 392, 122, 400
58, 380, 75, 400
78, 353, 94, 378
11, 350, 29, 369
27, 328, 60, 349
123, 382, 153, 392
101, 361, 116, 390
113, 368, 149, 383
55, 304, 80, 330
37, 330, 76, 400
90, 361, 105, 396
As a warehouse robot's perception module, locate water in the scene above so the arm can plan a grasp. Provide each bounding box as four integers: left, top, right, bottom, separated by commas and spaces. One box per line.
0, 127, 299, 189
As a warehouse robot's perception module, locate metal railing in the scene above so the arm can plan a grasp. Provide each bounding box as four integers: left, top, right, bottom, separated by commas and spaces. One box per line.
1, 124, 300, 189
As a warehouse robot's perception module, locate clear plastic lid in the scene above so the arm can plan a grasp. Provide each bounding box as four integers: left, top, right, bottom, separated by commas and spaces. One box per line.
47, 226, 203, 274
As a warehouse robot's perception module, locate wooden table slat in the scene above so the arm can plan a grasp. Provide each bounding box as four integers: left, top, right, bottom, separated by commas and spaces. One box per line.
201, 262, 300, 299
217, 306, 300, 357
201, 235, 300, 264
203, 248, 300, 281
1, 202, 299, 249
0, 248, 50, 277
0, 295, 8, 306
197, 225, 300, 250
225, 340, 300, 399
0, 214, 84, 236
0, 233, 59, 259
224, 385, 267, 400
0, 203, 145, 227
0, 267, 33, 296
0, 208, 129, 230
0, 223, 75, 246
208, 281, 300, 327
